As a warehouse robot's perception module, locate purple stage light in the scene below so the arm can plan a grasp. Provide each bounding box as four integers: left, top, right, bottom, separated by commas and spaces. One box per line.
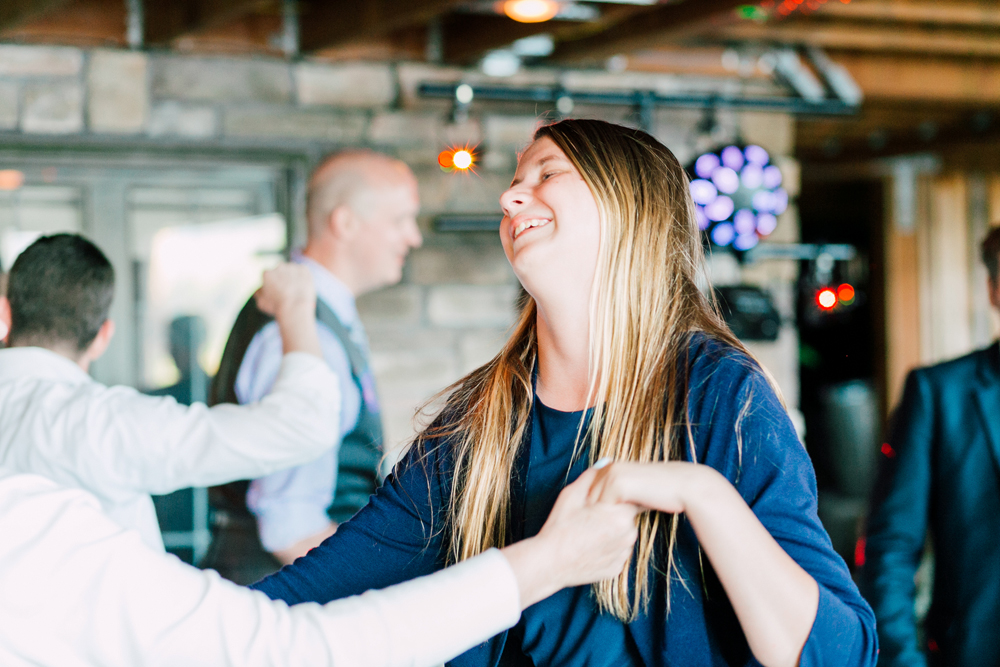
695, 153, 720, 179
763, 164, 783, 189
705, 195, 734, 222
734, 209, 756, 235
711, 222, 736, 246
752, 190, 774, 212
721, 145, 744, 171
741, 163, 763, 189
745, 145, 770, 165
695, 205, 710, 230
756, 213, 778, 236
711, 167, 740, 194
773, 188, 788, 215
689, 179, 718, 205
734, 233, 759, 251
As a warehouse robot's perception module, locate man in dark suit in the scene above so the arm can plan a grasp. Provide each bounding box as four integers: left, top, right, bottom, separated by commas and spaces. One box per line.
862, 225, 1000, 667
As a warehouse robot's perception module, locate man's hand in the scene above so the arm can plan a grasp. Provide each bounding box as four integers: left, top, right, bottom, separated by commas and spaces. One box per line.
500, 468, 640, 609
254, 264, 322, 358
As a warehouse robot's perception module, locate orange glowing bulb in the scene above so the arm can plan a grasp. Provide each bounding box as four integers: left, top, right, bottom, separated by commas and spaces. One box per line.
437, 151, 454, 169
502, 0, 559, 23
0, 169, 24, 191
837, 283, 855, 303
817, 288, 837, 310
452, 150, 474, 170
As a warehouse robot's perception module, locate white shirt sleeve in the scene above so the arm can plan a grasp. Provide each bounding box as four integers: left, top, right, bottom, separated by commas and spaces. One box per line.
0, 472, 521, 667
46, 352, 341, 496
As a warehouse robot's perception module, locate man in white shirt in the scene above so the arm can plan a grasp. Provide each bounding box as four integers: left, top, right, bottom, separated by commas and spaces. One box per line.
0, 232, 341, 551
0, 465, 639, 667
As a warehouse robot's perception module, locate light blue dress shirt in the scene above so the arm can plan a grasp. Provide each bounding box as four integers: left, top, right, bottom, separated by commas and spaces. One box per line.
236, 251, 365, 552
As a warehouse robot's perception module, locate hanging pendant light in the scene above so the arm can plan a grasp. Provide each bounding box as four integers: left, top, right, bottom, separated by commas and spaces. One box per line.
502, 0, 560, 23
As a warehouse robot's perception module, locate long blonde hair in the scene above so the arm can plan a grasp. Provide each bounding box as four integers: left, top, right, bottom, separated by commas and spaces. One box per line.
411, 119, 750, 621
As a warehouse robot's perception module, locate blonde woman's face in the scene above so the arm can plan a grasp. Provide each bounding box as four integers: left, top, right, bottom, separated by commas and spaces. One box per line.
499, 137, 601, 301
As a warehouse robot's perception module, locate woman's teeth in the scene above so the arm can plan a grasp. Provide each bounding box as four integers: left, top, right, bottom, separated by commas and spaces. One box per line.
513, 218, 550, 239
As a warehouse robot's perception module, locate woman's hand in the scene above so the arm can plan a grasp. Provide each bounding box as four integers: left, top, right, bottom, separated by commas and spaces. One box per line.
586, 460, 708, 514
585, 460, 818, 667
500, 468, 640, 609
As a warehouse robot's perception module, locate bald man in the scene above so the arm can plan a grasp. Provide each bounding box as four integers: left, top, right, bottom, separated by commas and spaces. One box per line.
204, 151, 422, 583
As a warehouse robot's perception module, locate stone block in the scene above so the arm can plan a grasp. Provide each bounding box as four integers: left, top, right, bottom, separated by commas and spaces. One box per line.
22, 83, 83, 134
295, 62, 396, 108
460, 328, 508, 374
88, 50, 148, 134
148, 101, 217, 138
151, 56, 291, 104
368, 111, 439, 148
483, 115, 540, 152
223, 107, 367, 142
409, 243, 513, 285
0, 45, 82, 76
356, 284, 423, 328
427, 285, 519, 328
370, 346, 459, 390
0, 81, 18, 130
416, 169, 510, 215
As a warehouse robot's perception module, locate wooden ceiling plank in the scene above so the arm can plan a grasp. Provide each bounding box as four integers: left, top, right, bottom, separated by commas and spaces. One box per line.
814, 0, 1000, 28
300, 0, 468, 53
0, 0, 71, 33
549, 0, 748, 64
834, 53, 1000, 104
717, 21, 1000, 58
145, 0, 270, 45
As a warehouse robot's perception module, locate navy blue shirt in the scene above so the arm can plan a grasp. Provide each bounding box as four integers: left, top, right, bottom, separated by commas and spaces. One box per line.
253, 335, 878, 667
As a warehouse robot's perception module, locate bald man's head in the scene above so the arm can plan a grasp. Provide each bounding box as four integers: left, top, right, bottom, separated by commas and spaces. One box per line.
306, 150, 416, 242
303, 150, 422, 295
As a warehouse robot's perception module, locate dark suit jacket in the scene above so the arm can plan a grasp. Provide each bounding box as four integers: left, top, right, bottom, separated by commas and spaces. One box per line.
862, 342, 1000, 667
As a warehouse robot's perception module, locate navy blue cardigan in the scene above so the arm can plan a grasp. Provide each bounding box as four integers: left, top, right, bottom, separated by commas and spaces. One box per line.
253, 336, 878, 666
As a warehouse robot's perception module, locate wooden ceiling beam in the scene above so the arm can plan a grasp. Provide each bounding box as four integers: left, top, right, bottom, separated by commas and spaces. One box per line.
813, 0, 1000, 28
833, 53, 1000, 104
718, 20, 1000, 59
548, 0, 748, 64
144, 0, 270, 45
299, 0, 467, 53
0, 0, 70, 33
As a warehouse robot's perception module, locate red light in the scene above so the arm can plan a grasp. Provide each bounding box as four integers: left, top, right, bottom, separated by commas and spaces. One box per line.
881, 442, 896, 458
437, 150, 454, 169
816, 288, 837, 310
837, 283, 855, 304
854, 537, 866, 568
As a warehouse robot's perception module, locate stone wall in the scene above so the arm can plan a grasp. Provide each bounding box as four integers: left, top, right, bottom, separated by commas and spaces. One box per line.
0, 44, 801, 452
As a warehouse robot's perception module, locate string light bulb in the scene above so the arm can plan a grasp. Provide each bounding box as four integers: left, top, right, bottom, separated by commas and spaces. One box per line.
816, 288, 838, 311
502, 0, 560, 23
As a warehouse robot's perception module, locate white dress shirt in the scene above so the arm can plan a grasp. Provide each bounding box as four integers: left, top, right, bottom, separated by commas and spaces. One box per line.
0, 346, 340, 551
0, 469, 521, 667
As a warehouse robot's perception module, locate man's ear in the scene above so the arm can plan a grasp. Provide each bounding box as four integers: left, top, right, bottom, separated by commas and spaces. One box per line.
328, 205, 359, 241
83, 319, 115, 364
0, 296, 10, 343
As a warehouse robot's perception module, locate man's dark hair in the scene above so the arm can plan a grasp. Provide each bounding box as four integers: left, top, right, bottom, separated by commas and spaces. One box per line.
7, 233, 115, 352
982, 225, 1000, 283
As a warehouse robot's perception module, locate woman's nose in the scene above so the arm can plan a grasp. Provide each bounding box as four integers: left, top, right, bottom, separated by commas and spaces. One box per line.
500, 187, 527, 216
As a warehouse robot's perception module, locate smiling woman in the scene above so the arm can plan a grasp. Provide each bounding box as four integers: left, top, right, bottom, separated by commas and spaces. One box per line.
249, 120, 878, 667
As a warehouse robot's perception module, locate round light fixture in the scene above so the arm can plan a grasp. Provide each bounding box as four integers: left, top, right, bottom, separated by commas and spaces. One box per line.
686, 144, 787, 255
438, 146, 477, 173
502, 0, 560, 23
